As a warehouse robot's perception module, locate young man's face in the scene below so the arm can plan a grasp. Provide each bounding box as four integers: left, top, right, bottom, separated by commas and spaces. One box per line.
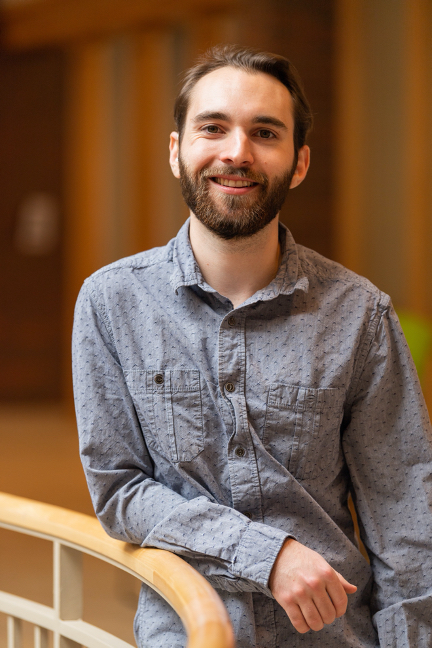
169, 66, 310, 239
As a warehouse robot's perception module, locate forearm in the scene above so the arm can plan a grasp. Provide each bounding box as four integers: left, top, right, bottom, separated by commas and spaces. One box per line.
85, 459, 287, 595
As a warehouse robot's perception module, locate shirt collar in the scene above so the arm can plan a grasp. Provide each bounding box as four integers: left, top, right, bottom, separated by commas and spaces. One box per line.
170, 218, 309, 302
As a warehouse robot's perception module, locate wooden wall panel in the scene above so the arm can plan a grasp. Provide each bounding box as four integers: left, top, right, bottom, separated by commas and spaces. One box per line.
403, 0, 432, 314
335, 0, 432, 313
0, 48, 64, 399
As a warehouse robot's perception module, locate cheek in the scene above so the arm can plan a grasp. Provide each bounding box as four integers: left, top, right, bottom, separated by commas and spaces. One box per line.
187, 150, 218, 173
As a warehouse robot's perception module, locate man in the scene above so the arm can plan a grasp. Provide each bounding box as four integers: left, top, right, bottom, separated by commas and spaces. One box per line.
73, 45, 432, 647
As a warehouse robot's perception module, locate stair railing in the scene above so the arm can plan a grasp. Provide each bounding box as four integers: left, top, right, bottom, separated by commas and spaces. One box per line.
0, 492, 235, 648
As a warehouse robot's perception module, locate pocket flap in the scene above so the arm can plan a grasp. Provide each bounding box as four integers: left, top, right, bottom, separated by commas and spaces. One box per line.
268, 383, 344, 412
124, 369, 200, 393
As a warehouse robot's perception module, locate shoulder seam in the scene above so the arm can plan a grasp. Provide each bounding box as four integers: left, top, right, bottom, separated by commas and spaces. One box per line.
346, 296, 391, 408
297, 245, 387, 300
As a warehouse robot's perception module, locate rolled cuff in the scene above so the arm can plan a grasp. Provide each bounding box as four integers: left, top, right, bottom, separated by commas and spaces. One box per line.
231, 521, 291, 596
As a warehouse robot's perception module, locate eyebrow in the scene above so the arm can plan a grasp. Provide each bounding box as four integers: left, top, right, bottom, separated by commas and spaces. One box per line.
252, 115, 288, 130
192, 111, 229, 124
191, 111, 288, 131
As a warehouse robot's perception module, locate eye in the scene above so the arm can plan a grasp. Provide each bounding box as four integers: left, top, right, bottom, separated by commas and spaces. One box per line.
203, 124, 222, 134
257, 129, 275, 139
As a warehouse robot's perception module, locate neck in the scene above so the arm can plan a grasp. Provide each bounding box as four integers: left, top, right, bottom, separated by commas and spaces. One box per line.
189, 213, 281, 309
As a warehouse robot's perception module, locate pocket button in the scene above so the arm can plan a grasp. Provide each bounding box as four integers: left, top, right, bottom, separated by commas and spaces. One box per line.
154, 374, 164, 385
235, 446, 246, 458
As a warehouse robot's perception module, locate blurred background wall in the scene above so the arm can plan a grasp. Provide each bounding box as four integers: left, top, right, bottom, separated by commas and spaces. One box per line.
1, 0, 432, 405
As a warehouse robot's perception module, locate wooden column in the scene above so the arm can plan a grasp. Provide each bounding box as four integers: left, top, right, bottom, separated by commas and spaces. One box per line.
335, 0, 432, 314
334, 0, 366, 277
403, 0, 432, 314
63, 39, 122, 400
126, 29, 187, 253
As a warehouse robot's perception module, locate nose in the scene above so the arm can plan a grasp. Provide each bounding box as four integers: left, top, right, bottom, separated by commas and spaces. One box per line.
219, 130, 254, 167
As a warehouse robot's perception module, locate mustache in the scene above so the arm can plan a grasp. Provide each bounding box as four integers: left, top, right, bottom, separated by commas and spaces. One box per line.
200, 166, 269, 187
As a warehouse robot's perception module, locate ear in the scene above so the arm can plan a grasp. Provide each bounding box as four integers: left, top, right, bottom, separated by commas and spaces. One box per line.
290, 145, 310, 189
169, 132, 180, 178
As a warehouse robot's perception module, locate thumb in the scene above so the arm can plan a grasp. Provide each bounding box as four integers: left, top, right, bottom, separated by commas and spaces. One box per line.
335, 571, 357, 593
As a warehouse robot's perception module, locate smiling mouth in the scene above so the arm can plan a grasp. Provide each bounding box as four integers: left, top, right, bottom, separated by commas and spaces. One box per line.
211, 177, 258, 188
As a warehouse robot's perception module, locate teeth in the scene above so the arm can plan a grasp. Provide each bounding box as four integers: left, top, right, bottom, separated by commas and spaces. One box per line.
215, 178, 254, 188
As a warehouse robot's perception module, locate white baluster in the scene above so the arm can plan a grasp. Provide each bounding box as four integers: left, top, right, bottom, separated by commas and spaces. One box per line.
53, 542, 83, 648
7, 616, 22, 648
34, 626, 49, 648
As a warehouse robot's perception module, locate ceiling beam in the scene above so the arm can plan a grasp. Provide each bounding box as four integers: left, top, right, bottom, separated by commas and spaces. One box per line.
0, 0, 235, 49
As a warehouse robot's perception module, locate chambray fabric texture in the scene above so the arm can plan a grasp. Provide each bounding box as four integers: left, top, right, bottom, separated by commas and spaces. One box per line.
73, 220, 432, 648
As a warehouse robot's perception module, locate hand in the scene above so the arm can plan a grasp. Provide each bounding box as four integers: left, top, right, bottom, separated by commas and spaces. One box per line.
269, 539, 357, 634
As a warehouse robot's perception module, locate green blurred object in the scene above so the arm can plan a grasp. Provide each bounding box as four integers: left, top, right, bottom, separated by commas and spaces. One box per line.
397, 311, 432, 384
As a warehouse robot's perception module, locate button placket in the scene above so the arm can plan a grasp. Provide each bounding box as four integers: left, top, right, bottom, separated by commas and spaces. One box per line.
219, 311, 263, 521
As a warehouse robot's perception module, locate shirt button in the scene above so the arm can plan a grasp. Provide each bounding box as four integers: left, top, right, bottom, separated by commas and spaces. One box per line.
154, 374, 164, 385
243, 511, 252, 520
235, 446, 246, 457
225, 382, 235, 393
227, 316, 235, 327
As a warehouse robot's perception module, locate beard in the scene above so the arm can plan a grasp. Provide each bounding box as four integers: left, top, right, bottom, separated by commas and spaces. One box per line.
178, 157, 296, 240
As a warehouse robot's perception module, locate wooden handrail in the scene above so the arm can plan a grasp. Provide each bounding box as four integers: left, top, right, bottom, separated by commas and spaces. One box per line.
0, 492, 235, 648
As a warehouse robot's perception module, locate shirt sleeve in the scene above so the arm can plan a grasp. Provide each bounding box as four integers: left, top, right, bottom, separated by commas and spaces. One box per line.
342, 302, 432, 646
72, 282, 288, 596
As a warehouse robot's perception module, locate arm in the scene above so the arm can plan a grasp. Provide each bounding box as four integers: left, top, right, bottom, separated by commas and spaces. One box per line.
342, 303, 432, 643
72, 283, 288, 596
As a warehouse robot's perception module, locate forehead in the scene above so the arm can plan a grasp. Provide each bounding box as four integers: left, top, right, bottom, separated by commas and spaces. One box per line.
186, 66, 294, 125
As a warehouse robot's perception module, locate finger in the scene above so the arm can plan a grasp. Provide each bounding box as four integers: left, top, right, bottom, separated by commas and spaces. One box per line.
325, 579, 349, 618
335, 570, 358, 593
312, 590, 337, 625
284, 602, 311, 634
297, 599, 325, 632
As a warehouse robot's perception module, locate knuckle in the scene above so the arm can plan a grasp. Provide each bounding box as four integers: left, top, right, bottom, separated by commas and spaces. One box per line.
335, 601, 348, 617
292, 617, 310, 633
333, 592, 348, 607
321, 565, 335, 580
288, 612, 309, 634
292, 585, 306, 600
323, 611, 336, 625
283, 593, 295, 607
311, 620, 325, 632
306, 576, 321, 591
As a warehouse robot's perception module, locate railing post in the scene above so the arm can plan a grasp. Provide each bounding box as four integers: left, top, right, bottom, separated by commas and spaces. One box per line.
34, 626, 49, 648
53, 541, 83, 648
7, 616, 22, 648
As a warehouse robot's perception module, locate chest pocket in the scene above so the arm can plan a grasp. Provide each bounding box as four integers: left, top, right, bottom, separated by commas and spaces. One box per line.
263, 384, 345, 480
124, 369, 204, 463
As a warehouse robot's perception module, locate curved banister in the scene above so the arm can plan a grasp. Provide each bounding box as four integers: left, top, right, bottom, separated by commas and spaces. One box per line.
0, 491, 235, 648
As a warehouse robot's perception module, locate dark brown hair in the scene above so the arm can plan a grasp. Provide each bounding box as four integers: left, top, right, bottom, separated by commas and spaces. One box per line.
174, 44, 313, 158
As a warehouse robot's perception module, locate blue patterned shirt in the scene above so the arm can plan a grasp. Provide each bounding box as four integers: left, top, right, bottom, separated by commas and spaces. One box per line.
72, 220, 432, 647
